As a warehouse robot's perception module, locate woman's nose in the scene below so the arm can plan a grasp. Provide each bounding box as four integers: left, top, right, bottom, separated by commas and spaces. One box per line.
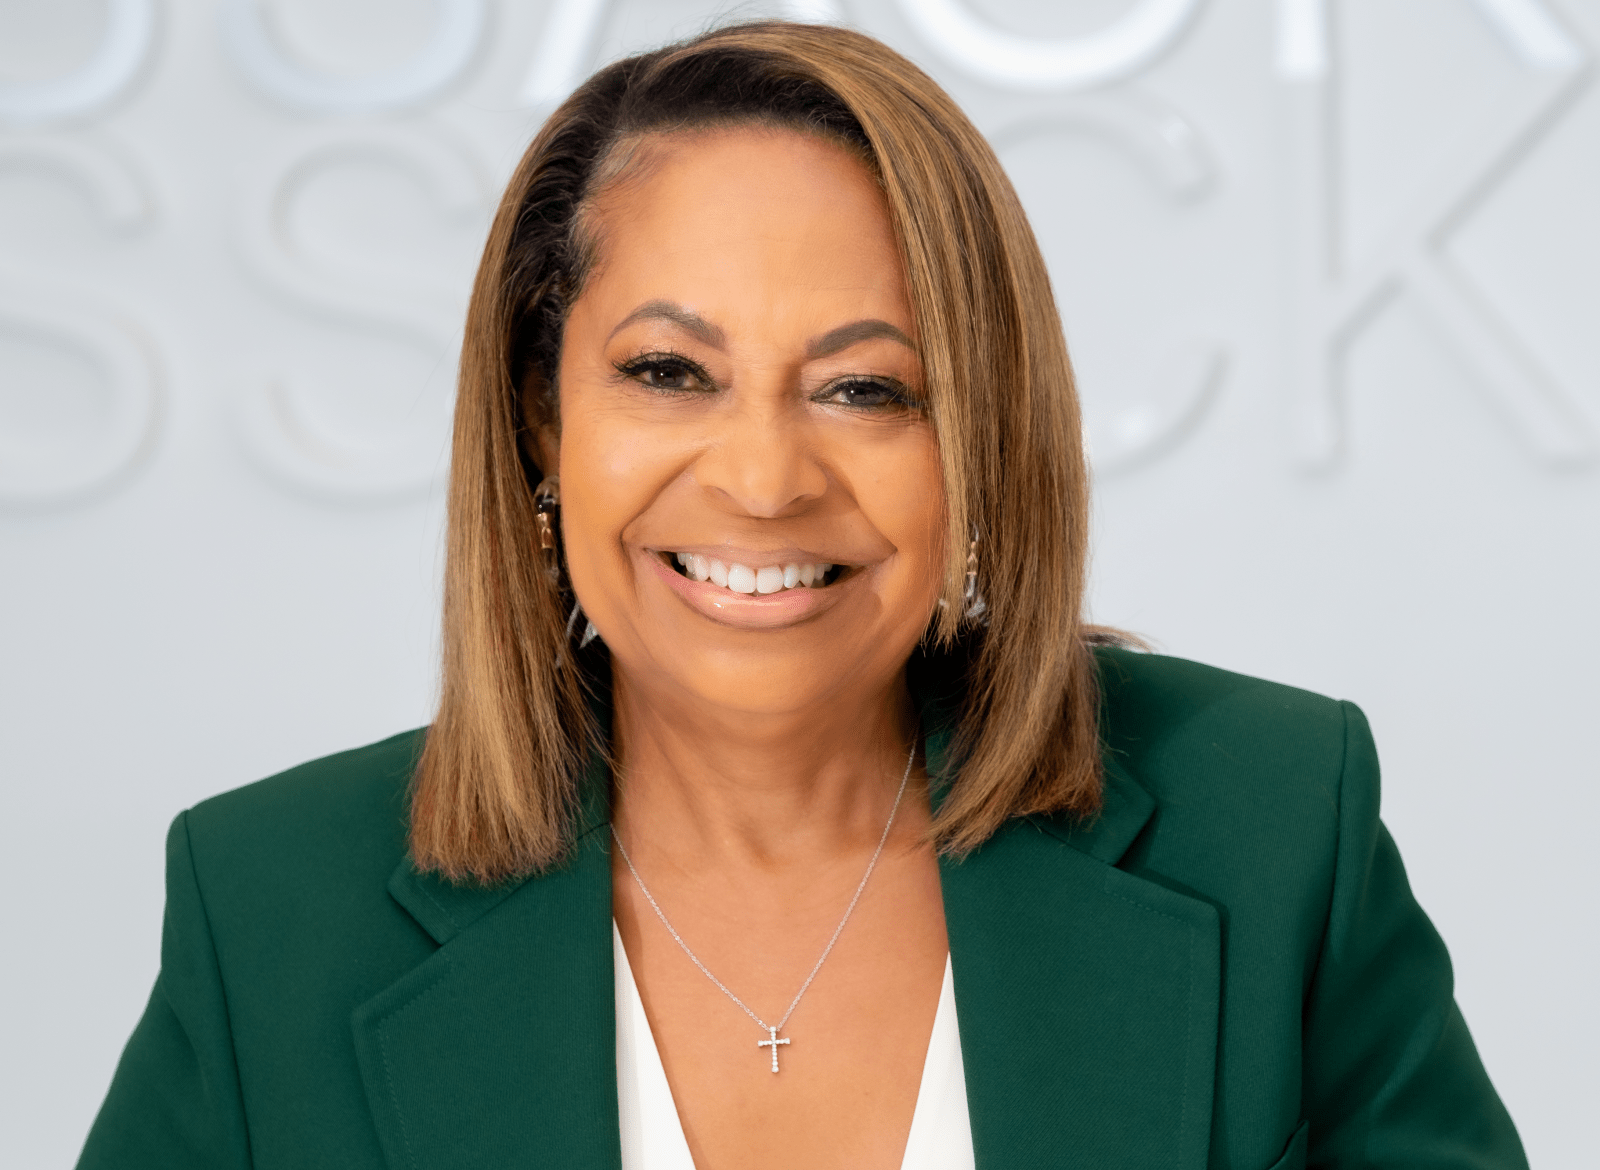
690, 395, 827, 518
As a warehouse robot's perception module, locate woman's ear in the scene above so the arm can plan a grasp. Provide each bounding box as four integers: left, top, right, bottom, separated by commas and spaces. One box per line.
534, 424, 560, 480
517, 381, 561, 479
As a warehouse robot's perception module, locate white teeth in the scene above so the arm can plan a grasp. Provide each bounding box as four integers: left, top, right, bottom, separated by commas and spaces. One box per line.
671, 554, 838, 594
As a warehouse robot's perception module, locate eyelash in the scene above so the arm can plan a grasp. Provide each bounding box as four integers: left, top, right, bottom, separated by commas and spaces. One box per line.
612, 351, 920, 410
613, 352, 709, 394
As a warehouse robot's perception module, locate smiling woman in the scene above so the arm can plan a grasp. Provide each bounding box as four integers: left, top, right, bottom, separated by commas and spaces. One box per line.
79, 20, 1527, 1170
416, 26, 1106, 899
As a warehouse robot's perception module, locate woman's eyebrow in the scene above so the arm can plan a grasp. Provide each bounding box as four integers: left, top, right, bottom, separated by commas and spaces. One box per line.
805, 319, 913, 360
607, 303, 912, 359
608, 300, 727, 348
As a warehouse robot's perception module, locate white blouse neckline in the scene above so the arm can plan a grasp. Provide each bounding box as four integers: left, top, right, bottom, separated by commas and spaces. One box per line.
613, 922, 974, 1170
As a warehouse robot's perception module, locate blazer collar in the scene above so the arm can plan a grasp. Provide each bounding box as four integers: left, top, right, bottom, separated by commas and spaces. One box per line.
1038, 750, 1156, 865
384, 756, 613, 950
357, 738, 621, 1170
355, 819, 621, 1170
359, 672, 1216, 1170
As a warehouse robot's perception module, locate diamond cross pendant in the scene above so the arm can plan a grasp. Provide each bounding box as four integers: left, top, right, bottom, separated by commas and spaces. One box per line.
757, 1026, 791, 1073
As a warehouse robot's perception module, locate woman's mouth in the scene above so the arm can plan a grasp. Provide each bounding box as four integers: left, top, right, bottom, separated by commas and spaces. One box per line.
663, 552, 846, 595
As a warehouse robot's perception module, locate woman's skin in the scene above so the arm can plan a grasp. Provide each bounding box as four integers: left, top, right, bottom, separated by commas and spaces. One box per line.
545, 126, 951, 1169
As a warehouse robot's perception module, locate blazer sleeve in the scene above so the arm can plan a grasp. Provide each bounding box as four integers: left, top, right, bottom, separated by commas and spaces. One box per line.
1301, 702, 1526, 1169
76, 811, 254, 1170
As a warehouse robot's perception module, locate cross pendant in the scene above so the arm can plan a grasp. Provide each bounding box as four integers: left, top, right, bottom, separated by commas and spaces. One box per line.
757, 1026, 791, 1073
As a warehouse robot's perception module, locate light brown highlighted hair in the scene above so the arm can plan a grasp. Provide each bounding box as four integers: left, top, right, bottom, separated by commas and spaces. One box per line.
412, 20, 1110, 883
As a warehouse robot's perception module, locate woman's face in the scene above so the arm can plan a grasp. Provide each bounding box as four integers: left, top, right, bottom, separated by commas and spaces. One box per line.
553, 126, 944, 720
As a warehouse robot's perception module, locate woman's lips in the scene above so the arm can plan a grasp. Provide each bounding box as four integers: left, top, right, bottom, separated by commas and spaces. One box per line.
642, 549, 851, 629
672, 551, 836, 592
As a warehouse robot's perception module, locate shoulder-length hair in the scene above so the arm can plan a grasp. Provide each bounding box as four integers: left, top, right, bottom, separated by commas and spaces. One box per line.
412, 20, 1107, 884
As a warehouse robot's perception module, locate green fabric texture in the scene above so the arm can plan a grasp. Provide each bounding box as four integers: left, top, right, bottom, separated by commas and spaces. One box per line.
77, 649, 1526, 1170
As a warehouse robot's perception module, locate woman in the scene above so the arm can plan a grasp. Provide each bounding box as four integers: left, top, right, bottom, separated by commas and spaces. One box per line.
79, 21, 1525, 1170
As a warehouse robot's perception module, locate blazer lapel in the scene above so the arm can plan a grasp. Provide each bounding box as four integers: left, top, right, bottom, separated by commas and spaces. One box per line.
352, 819, 620, 1170
941, 754, 1221, 1170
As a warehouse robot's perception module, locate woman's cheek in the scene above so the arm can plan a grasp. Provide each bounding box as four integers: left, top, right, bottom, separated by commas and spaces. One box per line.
853, 436, 943, 563
554, 421, 621, 596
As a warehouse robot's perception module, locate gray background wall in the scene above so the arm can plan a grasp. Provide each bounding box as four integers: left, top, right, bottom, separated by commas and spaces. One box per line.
2, 1, 1595, 1165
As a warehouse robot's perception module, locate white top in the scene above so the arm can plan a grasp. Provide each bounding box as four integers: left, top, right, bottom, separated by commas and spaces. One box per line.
614, 923, 975, 1170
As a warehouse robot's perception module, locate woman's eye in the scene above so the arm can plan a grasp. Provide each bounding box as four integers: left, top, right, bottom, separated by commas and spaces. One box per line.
821, 379, 914, 409
638, 362, 697, 391
616, 356, 705, 393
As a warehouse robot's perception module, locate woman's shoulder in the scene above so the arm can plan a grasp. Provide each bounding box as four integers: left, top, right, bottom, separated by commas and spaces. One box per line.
178, 728, 425, 907
1036, 649, 1376, 989
1092, 646, 1366, 837
1096, 645, 1353, 749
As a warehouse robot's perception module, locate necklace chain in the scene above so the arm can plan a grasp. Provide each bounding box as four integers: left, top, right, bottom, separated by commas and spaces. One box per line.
610, 737, 917, 1040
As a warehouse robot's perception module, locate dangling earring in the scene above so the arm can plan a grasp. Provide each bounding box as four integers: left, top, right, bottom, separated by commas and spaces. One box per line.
566, 600, 599, 649
538, 475, 599, 650
963, 525, 987, 621
533, 474, 561, 581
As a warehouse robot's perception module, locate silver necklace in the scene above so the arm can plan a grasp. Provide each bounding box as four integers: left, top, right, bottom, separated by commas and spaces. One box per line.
610, 738, 917, 1074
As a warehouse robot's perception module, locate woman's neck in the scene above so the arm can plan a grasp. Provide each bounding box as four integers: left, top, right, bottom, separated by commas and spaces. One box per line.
608, 666, 925, 871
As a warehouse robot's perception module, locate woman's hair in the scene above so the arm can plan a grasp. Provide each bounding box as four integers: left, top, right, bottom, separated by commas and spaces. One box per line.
412, 20, 1108, 883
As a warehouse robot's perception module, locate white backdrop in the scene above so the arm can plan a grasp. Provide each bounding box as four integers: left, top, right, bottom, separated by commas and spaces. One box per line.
2, 1, 1596, 1166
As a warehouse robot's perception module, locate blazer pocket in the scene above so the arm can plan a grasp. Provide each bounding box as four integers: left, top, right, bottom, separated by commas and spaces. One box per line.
1260, 1121, 1309, 1170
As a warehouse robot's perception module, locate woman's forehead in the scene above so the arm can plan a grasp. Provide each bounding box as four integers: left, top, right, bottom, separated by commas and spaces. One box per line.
591, 121, 878, 206
588, 126, 889, 249
576, 128, 909, 332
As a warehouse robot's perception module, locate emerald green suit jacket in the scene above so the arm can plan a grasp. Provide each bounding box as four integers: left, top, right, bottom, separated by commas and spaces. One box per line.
78, 649, 1525, 1169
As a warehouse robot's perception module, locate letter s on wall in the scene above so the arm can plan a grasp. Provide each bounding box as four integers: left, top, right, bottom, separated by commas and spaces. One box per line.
0, 144, 160, 506
0, 1, 162, 507
233, 129, 486, 500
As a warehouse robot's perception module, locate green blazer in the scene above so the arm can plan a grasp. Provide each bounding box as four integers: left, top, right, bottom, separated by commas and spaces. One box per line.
78, 649, 1525, 1170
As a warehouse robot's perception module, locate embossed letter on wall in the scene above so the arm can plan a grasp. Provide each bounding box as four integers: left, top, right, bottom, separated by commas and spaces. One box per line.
234, 128, 486, 499
1277, 0, 1596, 467
0, 1, 162, 507
902, 0, 1224, 475
221, 2, 491, 500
